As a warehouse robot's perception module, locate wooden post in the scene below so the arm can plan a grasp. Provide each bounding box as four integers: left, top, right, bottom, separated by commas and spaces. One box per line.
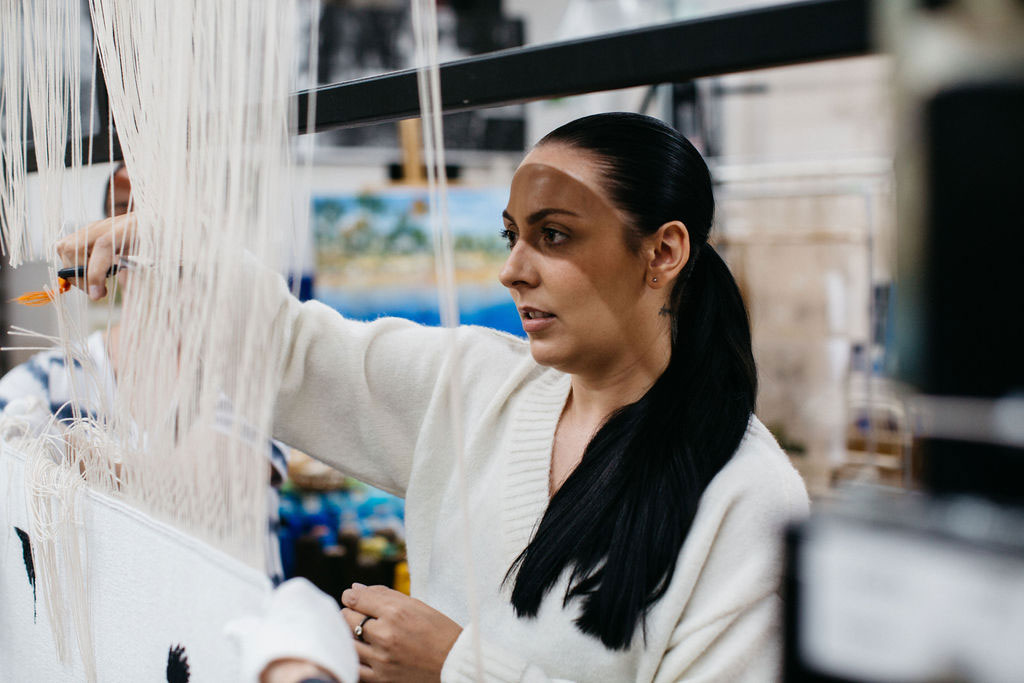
398, 118, 425, 184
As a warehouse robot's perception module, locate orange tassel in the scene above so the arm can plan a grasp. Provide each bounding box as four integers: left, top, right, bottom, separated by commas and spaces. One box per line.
11, 277, 72, 306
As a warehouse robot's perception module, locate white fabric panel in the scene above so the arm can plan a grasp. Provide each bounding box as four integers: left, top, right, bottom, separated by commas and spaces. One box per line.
0, 444, 271, 682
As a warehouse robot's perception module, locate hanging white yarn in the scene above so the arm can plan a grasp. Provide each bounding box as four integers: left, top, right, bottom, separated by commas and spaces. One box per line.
293, 0, 321, 300
0, 2, 28, 260
409, 0, 485, 677
3, 2, 484, 681
84, 0, 298, 566
27, 0, 83, 259
25, 440, 96, 682
0, 4, 95, 677
0, 0, 84, 264
2, 0, 300, 563
2, 1, 299, 677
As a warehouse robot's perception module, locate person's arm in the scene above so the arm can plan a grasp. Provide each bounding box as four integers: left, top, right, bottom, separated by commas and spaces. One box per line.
651, 592, 783, 683
440, 579, 781, 683
55, 213, 527, 496
437, 600, 780, 682
648, 440, 810, 683
265, 267, 522, 495
440, 624, 574, 683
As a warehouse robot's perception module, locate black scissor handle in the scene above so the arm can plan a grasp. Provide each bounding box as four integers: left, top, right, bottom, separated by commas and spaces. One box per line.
56, 264, 120, 280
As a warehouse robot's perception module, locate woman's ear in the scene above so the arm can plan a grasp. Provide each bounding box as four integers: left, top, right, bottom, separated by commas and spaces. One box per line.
645, 221, 690, 288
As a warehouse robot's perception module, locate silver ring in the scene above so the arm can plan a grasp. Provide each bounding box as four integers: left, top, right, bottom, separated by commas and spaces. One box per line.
354, 615, 374, 642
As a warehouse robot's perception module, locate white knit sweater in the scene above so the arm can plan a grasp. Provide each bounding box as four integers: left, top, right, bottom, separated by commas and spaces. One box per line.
268, 274, 810, 683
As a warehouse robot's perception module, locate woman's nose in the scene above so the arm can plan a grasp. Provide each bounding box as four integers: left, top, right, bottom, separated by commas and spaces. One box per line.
499, 242, 537, 289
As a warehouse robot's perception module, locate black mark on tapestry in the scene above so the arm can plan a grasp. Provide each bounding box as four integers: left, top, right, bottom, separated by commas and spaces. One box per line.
14, 526, 36, 621
167, 643, 190, 683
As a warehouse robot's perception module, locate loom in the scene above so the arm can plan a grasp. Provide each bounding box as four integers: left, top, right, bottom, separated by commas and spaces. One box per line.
0, 1, 886, 681
0, 1, 459, 679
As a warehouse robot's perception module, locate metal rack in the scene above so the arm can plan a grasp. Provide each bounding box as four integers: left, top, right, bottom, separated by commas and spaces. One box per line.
25, 0, 872, 172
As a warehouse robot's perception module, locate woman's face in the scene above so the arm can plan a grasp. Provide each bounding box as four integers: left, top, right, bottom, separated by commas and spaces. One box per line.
106, 167, 133, 218
500, 144, 661, 376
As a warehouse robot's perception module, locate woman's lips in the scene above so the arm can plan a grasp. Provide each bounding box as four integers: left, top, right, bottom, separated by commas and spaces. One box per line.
521, 307, 556, 334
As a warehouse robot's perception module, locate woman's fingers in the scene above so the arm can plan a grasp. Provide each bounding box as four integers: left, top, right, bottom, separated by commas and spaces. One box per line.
54, 213, 137, 299
355, 638, 383, 681
353, 641, 376, 663
340, 606, 362, 630
54, 224, 88, 270
55, 215, 118, 266
86, 230, 116, 300
341, 584, 402, 619
342, 607, 385, 681
340, 606, 376, 645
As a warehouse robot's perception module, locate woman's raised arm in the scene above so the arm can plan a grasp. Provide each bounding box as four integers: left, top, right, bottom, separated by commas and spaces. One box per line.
264, 272, 530, 495
58, 213, 531, 496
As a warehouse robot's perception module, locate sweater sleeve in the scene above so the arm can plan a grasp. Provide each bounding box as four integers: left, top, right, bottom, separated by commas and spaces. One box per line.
439, 595, 784, 683
440, 535, 790, 683
266, 268, 525, 496
650, 434, 809, 682
651, 593, 784, 682
441, 624, 574, 683
441, 424, 807, 683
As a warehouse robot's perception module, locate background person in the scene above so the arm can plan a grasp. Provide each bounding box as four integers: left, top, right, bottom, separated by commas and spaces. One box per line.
2, 164, 289, 583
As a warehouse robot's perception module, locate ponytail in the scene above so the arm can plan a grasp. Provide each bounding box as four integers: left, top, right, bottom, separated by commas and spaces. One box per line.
668, 244, 758, 481
507, 113, 757, 649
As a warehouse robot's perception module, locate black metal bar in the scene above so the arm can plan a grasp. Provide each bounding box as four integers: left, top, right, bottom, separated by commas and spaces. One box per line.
297, 0, 872, 133
25, 0, 872, 170
94, 48, 111, 132
25, 131, 122, 174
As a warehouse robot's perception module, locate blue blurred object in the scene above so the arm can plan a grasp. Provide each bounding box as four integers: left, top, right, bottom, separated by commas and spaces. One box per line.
286, 273, 316, 302
278, 479, 405, 579
315, 286, 524, 337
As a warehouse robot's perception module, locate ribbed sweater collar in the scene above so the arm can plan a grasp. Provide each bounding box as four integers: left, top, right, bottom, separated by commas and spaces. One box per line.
501, 369, 572, 569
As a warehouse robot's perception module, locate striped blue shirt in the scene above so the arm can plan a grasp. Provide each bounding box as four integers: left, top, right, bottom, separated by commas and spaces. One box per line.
0, 331, 287, 584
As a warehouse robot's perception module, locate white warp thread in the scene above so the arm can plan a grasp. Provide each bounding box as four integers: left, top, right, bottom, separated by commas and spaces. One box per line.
25, 442, 95, 681
409, 0, 485, 678
1, 1, 300, 678
0, 0, 84, 264
0, 1, 28, 260
2, 2, 483, 681
84, 0, 297, 567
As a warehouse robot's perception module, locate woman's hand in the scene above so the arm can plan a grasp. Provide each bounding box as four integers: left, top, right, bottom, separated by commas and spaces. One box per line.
54, 213, 137, 300
341, 584, 462, 683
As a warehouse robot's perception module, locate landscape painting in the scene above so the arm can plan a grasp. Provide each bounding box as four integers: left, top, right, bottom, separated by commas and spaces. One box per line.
312, 187, 522, 336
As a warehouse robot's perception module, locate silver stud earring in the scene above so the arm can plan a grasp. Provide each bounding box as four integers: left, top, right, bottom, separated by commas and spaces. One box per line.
652, 277, 658, 283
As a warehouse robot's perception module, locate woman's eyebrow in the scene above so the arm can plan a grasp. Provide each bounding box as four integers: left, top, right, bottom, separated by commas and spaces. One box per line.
502, 208, 581, 224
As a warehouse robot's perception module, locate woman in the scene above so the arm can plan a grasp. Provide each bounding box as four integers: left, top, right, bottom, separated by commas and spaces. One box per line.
59, 112, 808, 682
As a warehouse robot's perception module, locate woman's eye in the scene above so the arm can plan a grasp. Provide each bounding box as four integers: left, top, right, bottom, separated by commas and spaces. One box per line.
499, 228, 517, 249
541, 227, 567, 245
